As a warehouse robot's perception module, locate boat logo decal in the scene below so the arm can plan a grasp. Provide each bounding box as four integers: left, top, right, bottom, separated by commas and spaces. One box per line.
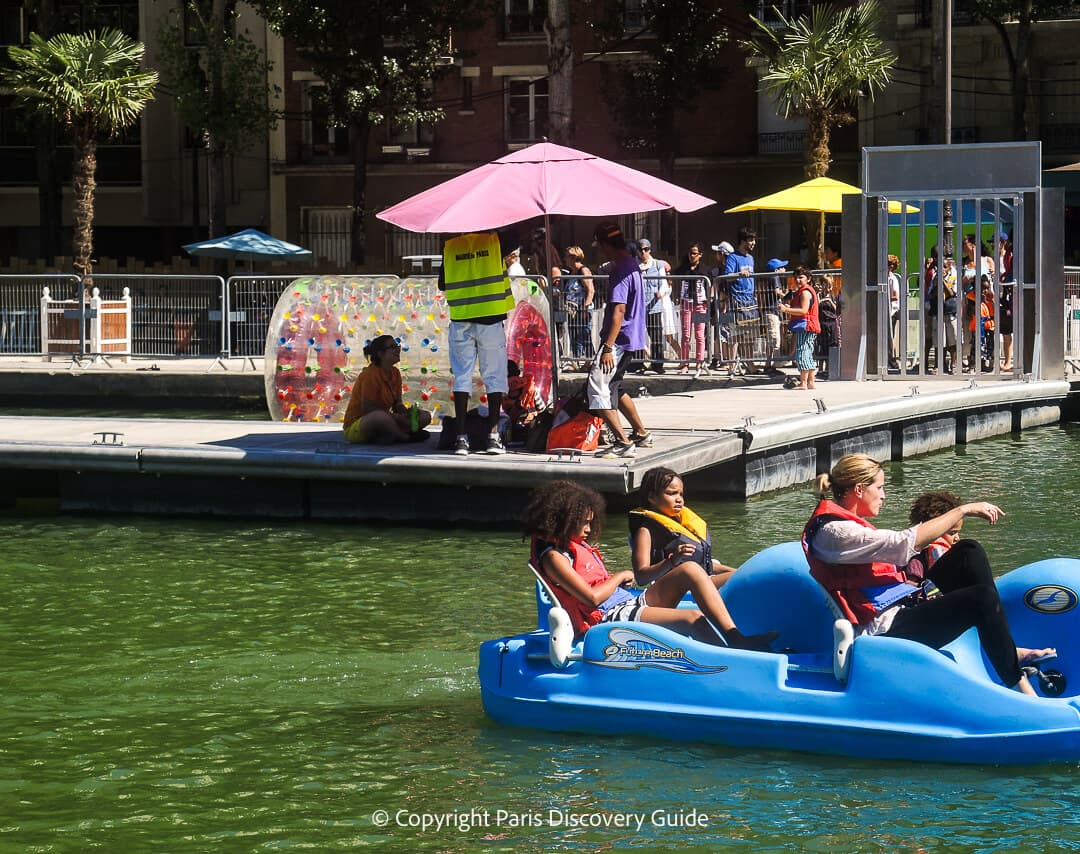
1024, 585, 1078, 614
596, 627, 729, 674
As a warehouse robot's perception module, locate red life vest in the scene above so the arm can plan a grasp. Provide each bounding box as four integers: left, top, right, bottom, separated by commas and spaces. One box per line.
531, 536, 609, 635
801, 500, 909, 626
792, 283, 821, 334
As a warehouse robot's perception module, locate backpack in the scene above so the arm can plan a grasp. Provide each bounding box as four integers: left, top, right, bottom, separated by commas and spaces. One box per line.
542, 380, 602, 454
546, 410, 603, 454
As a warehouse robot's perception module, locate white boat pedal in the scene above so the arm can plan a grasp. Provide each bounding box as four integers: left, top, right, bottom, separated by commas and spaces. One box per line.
548, 447, 583, 463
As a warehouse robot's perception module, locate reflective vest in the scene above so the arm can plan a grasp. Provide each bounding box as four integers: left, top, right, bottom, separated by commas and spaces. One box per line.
532, 537, 609, 636
442, 233, 515, 321
802, 500, 910, 626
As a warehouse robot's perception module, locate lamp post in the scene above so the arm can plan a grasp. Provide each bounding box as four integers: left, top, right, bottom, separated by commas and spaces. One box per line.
942, 0, 954, 260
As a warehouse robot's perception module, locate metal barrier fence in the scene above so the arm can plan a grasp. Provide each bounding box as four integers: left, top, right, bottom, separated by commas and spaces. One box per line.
0, 268, 1075, 381
551, 269, 840, 376
0, 273, 80, 354
227, 276, 303, 358
1065, 267, 1080, 372
88, 274, 227, 358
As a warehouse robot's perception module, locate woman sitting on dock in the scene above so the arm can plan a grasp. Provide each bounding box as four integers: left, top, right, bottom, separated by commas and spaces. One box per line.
802, 453, 1053, 696
342, 334, 431, 444
525, 480, 777, 651
629, 466, 737, 590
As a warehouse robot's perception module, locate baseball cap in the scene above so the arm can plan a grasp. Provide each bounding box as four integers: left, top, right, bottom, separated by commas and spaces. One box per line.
711, 241, 734, 254
766, 258, 789, 272
592, 222, 624, 247
638, 238, 652, 250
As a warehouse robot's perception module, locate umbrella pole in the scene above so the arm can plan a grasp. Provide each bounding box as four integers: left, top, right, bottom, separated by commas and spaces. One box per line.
545, 212, 560, 404
819, 210, 825, 268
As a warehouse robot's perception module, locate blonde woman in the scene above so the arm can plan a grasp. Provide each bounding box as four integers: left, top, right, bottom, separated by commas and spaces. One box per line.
802, 453, 1053, 696
563, 245, 595, 366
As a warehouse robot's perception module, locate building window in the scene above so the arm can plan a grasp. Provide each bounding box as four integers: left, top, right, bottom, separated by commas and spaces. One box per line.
755, 0, 810, 27
461, 78, 474, 112
183, 2, 207, 46
506, 78, 548, 144
304, 85, 349, 161
387, 118, 434, 147
0, 0, 26, 45
623, 0, 646, 32
505, 0, 546, 38
57, 1, 139, 38
302, 207, 352, 268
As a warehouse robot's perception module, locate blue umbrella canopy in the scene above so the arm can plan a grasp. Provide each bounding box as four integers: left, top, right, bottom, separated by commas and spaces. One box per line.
182, 228, 313, 261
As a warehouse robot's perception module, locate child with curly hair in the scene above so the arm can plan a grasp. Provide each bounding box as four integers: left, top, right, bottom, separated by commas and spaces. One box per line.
904, 490, 963, 581
523, 479, 776, 650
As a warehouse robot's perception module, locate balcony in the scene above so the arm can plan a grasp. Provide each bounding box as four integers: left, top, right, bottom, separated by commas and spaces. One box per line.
1043, 123, 1080, 155
758, 131, 808, 154
915, 126, 981, 145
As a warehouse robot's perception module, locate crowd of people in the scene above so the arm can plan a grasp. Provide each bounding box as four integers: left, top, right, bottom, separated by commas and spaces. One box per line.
920, 233, 1014, 375
518, 224, 844, 384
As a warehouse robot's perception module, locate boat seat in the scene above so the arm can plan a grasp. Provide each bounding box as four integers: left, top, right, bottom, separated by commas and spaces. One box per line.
833, 618, 854, 683
527, 561, 579, 668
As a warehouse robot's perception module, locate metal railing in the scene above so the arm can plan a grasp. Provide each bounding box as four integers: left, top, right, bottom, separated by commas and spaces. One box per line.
1065, 267, 1080, 373
550, 269, 839, 377
2, 268, 1076, 382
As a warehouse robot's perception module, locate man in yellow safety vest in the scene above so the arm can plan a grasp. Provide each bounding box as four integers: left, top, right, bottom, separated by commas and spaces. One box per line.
439, 231, 517, 456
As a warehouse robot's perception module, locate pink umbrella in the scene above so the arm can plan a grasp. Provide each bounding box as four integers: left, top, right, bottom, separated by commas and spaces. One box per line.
377, 141, 715, 391
376, 141, 715, 233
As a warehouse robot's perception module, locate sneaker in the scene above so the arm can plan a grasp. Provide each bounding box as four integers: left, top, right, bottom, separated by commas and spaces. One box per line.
629, 431, 653, 448
596, 439, 636, 458
453, 435, 470, 456
485, 434, 506, 455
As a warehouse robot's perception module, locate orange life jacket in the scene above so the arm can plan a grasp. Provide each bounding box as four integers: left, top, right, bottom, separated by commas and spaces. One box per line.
802, 500, 910, 626
532, 537, 609, 635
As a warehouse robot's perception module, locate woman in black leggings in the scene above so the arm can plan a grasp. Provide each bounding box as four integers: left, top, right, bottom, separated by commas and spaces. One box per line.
802, 454, 1054, 695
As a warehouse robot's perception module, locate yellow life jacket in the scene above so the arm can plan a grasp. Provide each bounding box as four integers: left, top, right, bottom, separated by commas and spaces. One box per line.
442, 233, 515, 321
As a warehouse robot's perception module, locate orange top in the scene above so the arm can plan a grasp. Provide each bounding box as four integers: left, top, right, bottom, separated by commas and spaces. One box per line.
343, 364, 401, 429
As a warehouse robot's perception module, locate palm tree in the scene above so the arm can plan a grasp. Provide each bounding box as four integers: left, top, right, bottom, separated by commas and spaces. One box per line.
3, 29, 158, 280
743, 2, 895, 261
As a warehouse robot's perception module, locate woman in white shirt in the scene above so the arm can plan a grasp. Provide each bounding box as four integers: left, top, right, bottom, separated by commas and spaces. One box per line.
802, 453, 1053, 695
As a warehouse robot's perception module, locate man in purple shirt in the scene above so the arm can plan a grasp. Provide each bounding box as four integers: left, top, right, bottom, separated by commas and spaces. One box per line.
587, 222, 651, 458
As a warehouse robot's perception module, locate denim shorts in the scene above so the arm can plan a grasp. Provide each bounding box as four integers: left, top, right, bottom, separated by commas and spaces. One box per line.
449, 320, 508, 394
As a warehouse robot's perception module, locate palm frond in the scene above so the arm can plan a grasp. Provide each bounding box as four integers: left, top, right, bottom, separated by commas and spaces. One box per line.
2, 28, 158, 135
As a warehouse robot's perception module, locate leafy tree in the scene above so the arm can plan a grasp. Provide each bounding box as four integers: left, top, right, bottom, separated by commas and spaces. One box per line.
742, 1, 894, 263
248, 0, 473, 265
600, 0, 729, 181
3, 29, 158, 279
157, 0, 280, 236
971, 0, 1070, 140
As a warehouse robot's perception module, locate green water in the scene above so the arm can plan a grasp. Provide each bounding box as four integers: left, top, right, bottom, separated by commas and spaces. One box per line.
4, 425, 1080, 851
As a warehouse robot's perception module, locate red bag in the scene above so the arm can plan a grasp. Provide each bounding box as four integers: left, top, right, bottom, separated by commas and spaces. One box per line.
546, 410, 603, 453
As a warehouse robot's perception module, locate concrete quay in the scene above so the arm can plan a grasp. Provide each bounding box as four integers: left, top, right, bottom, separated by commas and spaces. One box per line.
0, 355, 1072, 522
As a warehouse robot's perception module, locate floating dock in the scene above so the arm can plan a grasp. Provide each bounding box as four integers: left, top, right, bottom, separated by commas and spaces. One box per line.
0, 358, 1070, 521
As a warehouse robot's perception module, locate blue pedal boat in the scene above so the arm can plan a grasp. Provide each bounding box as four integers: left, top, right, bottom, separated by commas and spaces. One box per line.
478, 542, 1080, 764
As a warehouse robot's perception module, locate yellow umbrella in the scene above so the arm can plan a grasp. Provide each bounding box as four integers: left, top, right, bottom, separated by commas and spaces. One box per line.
725, 176, 917, 214
725, 176, 917, 261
